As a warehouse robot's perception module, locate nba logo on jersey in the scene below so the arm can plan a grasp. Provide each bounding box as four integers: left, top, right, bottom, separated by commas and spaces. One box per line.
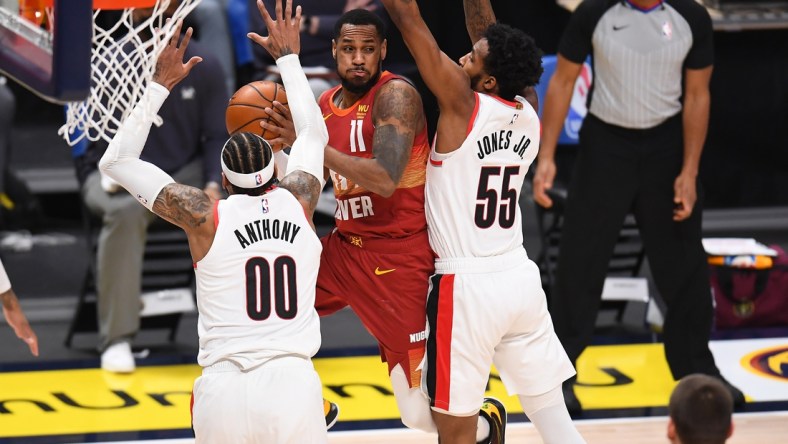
255, 173, 263, 185
261, 198, 269, 214
662, 21, 673, 39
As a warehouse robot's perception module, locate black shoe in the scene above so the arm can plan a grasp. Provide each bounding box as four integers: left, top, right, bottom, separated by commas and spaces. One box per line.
323, 398, 340, 429
717, 377, 746, 408
562, 380, 583, 415
477, 397, 507, 444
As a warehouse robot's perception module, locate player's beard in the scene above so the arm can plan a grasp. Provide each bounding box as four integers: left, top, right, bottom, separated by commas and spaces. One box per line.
469, 72, 484, 92
338, 63, 382, 96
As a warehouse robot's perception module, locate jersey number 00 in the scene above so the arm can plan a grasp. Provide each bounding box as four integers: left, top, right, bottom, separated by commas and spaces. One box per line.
245, 256, 298, 321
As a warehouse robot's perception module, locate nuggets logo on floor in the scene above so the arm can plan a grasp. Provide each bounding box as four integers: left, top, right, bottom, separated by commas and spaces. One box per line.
741, 346, 788, 381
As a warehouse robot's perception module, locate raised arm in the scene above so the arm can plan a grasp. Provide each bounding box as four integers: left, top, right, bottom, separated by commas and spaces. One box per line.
249, 0, 327, 222
380, 0, 474, 115
463, 0, 538, 111
464, 0, 495, 44
99, 21, 216, 260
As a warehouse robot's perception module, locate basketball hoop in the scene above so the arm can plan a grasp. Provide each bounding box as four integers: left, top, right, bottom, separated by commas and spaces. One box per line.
93, 1, 158, 8
57, 0, 202, 146
43, 0, 158, 8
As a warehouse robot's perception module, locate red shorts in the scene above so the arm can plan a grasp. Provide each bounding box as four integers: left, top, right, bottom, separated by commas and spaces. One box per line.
316, 229, 435, 387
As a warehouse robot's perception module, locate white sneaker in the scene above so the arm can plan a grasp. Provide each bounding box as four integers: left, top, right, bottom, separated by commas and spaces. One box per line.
101, 341, 136, 373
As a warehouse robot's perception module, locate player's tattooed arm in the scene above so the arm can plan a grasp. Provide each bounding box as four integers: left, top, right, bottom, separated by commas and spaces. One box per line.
152, 183, 213, 231
323, 81, 423, 197
371, 80, 423, 186
279, 171, 322, 222
463, 0, 496, 44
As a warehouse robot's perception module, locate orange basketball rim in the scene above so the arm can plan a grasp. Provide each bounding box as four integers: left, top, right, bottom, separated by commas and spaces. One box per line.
43, 0, 157, 9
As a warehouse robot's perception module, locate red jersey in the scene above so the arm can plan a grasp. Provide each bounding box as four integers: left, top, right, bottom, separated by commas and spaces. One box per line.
319, 71, 429, 240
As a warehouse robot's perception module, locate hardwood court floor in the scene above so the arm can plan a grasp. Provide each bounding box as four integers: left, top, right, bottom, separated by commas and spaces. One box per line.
87, 412, 786, 444
3, 336, 788, 443
328, 412, 787, 443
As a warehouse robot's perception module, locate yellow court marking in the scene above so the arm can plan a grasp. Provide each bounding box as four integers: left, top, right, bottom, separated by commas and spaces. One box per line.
574, 343, 676, 409
0, 343, 678, 438
0, 365, 200, 437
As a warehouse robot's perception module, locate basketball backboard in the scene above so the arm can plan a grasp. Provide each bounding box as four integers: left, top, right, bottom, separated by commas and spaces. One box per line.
0, 0, 91, 104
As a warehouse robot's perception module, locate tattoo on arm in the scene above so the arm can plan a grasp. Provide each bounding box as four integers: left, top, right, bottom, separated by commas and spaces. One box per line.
373, 81, 422, 184
373, 125, 411, 184
464, 0, 495, 43
152, 184, 212, 230
280, 171, 322, 213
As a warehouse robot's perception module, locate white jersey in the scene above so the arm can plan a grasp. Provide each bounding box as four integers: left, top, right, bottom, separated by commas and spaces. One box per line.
195, 188, 322, 370
426, 93, 539, 259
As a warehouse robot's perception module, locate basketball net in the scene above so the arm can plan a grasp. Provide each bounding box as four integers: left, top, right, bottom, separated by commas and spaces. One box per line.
57, 0, 202, 146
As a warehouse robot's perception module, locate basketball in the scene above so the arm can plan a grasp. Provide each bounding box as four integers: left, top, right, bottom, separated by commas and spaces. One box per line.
226, 80, 288, 151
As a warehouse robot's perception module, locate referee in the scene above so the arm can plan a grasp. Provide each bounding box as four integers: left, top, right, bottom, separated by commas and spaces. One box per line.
533, 0, 745, 413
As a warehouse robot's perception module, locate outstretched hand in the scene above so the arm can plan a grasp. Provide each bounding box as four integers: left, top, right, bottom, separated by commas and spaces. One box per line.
261, 101, 296, 148
2, 290, 39, 356
248, 0, 302, 60
153, 20, 203, 91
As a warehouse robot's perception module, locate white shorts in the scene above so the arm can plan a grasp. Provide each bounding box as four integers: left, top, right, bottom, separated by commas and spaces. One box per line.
422, 248, 576, 415
192, 356, 327, 443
